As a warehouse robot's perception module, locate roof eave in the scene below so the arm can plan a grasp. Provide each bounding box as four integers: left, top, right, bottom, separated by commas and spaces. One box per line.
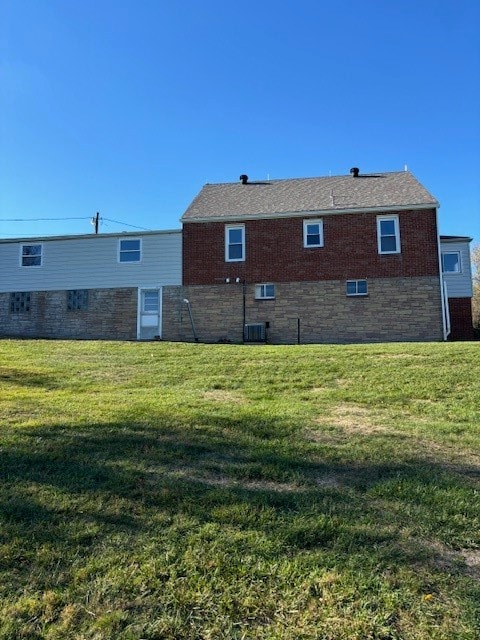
0, 228, 182, 244
181, 202, 439, 224
440, 235, 473, 243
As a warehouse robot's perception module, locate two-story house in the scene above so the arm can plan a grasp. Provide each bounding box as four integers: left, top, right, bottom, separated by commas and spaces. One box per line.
0, 230, 181, 340
162, 169, 473, 344
0, 169, 475, 343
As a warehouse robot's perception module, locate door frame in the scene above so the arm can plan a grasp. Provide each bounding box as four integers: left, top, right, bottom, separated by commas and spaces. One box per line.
137, 286, 162, 340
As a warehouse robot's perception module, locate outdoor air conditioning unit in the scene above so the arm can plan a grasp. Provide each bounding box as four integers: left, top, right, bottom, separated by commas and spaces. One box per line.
243, 323, 266, 343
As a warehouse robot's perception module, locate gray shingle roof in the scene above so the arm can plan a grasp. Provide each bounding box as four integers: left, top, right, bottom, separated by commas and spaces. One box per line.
181, 171, 439, 221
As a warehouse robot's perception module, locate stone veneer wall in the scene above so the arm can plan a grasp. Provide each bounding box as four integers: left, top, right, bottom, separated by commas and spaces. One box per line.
0, 288, 138, 340
163, 277, 444, 344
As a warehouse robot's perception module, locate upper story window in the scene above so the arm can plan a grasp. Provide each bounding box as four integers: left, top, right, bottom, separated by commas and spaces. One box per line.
119, 238, 141, 263
377, 215, 400, 254
225, 225, 245, 262
442, 251, 461, 273
21, 244, 42, 267
303, 219, 324, 248
255, 284, 275, 300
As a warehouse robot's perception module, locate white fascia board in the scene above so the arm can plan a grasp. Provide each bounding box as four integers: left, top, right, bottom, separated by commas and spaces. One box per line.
181, 203, 439, 224
0, 229, 182, 245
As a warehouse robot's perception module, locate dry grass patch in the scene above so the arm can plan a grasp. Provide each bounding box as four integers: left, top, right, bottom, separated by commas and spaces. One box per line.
418, 439, 480, 474
310, 402, 401, 438
203, 389, 247, 404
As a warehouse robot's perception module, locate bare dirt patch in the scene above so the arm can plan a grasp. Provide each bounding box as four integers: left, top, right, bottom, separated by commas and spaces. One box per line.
425, 540, 480, 581
315, 474, 345, 489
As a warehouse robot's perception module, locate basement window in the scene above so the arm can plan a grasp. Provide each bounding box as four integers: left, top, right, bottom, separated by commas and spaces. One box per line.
346, 280, 368, 296
255, 284, 275, 300
67, 289, 89, 311
10, 292, 31, 313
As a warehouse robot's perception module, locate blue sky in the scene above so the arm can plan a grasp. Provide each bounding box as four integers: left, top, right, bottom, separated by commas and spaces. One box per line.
1, 0, 479, 243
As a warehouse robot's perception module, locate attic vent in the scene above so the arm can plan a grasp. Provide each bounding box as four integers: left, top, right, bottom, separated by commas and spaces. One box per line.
239, 174, 248, 184
244, 323, 266, 343
350, 167, 360, 177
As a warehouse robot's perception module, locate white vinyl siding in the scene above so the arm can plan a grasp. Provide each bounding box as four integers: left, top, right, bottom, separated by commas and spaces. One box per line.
0, 231, 182, 292
440, 240, 473, 298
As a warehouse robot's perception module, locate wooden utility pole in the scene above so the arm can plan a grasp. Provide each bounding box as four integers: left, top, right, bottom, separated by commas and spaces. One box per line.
92, 212, 100, 234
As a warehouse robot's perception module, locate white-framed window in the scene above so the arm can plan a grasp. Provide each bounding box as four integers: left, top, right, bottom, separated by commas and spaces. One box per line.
119, 238, 141, 263
20, 244, 42, 267
442, 251, 461, 273
10, 292, 31, 313
255, 284, 275, 300
225, 225, 245, 262
346, 279, 368, 296
303, 219, 324, 248
377, 215, 400, 254
142, 290, 160, 313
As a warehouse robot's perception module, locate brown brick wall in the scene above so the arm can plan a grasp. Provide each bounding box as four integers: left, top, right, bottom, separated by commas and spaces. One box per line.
0, 288, 138, 340
163, 276, 444, 344
183, 209, 440, 285
448, 297, 475, 340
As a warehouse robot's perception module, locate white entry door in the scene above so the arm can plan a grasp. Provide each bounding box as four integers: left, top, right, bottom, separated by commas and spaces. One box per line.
138, 288, 161, 340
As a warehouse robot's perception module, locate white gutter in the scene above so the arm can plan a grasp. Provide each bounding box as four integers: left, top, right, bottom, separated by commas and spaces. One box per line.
181, 203, 439, 224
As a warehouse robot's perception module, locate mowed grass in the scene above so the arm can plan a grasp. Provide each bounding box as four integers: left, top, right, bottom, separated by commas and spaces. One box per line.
0, 339, 479, 640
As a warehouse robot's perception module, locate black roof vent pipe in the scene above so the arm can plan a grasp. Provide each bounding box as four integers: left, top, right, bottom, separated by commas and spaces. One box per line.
239, 174, 248, 184
350, 167, 360, 177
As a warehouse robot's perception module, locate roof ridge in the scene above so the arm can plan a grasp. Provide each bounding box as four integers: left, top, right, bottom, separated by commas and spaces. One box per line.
205, 170, 408, 187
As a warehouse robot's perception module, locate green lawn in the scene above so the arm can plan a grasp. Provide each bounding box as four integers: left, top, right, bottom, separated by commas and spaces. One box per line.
0, 339, 479, 639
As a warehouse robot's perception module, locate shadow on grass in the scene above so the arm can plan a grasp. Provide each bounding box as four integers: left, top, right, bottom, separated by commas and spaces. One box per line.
0, 366, 59, 389
1, 411, 479, 590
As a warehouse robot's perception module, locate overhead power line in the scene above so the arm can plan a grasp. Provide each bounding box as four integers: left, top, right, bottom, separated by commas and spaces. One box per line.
1, 216, 152, 231
0, 216, 91, 222
102, 217, 151, 231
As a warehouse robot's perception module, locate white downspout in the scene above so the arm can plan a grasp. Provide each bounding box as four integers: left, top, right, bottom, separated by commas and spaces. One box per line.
443, 279, 451, 338
435, 208, 450, 340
